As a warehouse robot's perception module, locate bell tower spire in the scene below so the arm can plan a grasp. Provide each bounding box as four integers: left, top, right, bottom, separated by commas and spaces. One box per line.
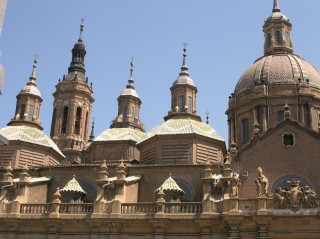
110, 58, 144, 132
51, 21, 94, 164
68, 20, 86, 76
164, 45, 201, 122
9, 56, 43, 130
263, 0, 293, 55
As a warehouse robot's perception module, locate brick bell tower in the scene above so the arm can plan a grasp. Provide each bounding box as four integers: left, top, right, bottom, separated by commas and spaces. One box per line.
50, 21, 94, 163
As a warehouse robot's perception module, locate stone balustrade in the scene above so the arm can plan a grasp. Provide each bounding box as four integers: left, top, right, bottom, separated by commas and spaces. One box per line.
164, 202, 202, 214
20, 204, 52, 214
59, 203, 93, 214
121, 202, 157, 214
0, 197, 318, 219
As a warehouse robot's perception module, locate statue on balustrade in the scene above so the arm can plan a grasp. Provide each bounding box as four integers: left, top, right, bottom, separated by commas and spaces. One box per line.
228, 173, 241, 198
254, 167, 269, 197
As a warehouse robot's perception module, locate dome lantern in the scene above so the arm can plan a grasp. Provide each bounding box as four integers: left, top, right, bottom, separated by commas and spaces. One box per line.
8, 56, 43, 130
110, 58, 145, 132
263, 0, 293, 56
164, 45, 201, 122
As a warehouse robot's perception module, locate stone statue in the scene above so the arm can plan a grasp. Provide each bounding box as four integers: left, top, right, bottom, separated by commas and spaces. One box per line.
272, 180, 318, 210
273, 187, 287, 208
302, 186, 317, 208
228, 173, 241, 197
254, 167, 269, 196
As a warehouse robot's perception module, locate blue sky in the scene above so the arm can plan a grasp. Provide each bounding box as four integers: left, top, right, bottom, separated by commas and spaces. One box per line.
1, 0, 320, 143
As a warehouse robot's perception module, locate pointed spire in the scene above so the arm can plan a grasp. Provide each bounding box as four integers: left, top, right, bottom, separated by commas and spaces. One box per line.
30, 55, 37, 80
27, 56, 38, 87
272, 0, 280, 13
179, 43, 189, 76
67, 21, 86, 76
89, 118, 95, 142
126, 57, 135, 89
79, 19, 84, 42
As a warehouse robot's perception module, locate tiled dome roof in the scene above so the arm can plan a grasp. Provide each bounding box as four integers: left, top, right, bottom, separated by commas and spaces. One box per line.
140, 119, 224, 143
95, 128, 146, 142
235, 54, 320, 95
0, 125, 64, 158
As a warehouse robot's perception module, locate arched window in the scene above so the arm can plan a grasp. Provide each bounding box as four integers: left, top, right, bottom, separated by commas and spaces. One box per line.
188, 96, 193, 113
84, 112, 88, 140
27, 105, 34, 121
50, 108, 56, 137
61, 106, 69, 134
131, 106, 135, 122
179, 95, 185, 112
74, 107, 82, 135
276, 30, 282, 44
123, 105, 128, 122
267, 33, 272, 46
241, 118, 249, 144
19, 104, 25, 120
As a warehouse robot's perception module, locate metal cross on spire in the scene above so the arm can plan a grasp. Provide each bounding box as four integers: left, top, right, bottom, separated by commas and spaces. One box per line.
205, 111, 209, 124
30, 54, 38, 81
180, 42, 189, 76
79, 18, 85, 41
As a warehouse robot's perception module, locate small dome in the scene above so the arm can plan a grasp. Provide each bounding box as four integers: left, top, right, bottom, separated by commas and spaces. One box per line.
141, 119, 224, 143
20, 84, 41, 97
266, 11, 289, 23
155, 175, 185, 195
63, 71, 86, 82
172, 74, 195, 87
235, 54, 320, 95
120, 87, 140, 98
0, 125, 64, 158
95, 128, 146, 142
60, 175, 87, 195
73, 41, 85, 50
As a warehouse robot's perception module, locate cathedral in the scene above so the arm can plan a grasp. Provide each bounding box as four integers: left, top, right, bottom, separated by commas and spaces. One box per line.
0, 0, 320, 238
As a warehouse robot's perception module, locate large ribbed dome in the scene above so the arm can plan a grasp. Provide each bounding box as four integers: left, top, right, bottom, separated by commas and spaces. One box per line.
235, 54, 320, 95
